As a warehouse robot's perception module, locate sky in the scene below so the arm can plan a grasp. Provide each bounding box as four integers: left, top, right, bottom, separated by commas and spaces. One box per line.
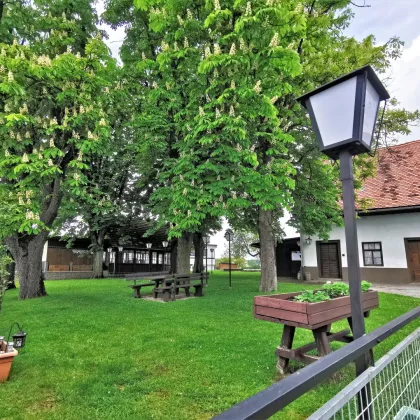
98, 0, 420, 258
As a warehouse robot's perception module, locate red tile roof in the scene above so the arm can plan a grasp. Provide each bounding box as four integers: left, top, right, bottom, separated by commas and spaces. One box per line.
359, 140, 420, 210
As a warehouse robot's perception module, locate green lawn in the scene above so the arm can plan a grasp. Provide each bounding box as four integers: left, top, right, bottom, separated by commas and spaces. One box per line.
0, 272, 419, 420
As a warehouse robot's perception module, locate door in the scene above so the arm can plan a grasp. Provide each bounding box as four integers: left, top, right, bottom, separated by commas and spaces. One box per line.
405, 240, 420, 282
318, 242, 341, 279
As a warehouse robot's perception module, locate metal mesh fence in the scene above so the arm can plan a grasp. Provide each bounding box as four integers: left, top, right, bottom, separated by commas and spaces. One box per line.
308, 328, 420, 420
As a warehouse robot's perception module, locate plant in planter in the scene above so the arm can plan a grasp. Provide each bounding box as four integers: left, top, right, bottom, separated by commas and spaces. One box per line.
293, 281, 372, 303
0, 245, 18, 383
254, 280, 378, 373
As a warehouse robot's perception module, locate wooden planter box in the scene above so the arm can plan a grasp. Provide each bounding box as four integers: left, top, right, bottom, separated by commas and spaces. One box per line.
254, 290, 379, 330
0, 341, 18, 383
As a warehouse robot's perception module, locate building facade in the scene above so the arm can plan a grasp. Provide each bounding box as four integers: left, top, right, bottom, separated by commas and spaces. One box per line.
190, 244, 218, 271
301, 211, 420, 284
277, 140, 420, 285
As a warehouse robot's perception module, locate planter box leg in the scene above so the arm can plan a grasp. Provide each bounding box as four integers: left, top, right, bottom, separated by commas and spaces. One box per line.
277, 325, 295, 375
313, 326, 332, 357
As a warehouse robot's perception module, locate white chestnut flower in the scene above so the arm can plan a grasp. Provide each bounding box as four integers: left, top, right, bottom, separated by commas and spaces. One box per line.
269, 33, 279, 48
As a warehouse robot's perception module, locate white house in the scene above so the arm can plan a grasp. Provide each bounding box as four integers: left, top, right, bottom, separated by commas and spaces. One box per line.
298, 140, 420, 284
190, 243, 218, 271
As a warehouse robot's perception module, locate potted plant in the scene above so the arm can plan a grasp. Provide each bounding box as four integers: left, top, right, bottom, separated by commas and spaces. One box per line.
254, 281, 379, 329
0, 245, 18, 383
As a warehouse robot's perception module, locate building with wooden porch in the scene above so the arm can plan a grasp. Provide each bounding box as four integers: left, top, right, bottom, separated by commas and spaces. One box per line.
42, 223, 171, 279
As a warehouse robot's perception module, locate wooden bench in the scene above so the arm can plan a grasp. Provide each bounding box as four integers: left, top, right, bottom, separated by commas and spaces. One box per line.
156, 272, 209, 302
125, 271, 170, 298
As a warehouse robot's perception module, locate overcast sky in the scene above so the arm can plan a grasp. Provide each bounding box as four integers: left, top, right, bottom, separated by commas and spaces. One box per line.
99, 1, 420, 257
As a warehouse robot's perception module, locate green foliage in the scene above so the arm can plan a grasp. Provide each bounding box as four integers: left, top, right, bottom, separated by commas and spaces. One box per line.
294, 290, 330, 303
246, 259, 261, 269
295, 280, 372, 302
323, 281, 350, 299
0, 5, 117, 239
361, 280, 372, 293
127, 0, 304, 238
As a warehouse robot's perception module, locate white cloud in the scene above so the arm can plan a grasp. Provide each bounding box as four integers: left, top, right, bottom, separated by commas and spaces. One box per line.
387, 34, 420, 142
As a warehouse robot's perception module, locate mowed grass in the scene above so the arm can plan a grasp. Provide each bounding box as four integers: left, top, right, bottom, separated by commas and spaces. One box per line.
0, 272, 419, 420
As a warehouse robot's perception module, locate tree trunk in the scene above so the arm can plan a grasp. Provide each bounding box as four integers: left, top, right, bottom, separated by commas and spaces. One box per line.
176, 232, 192, 274
5, 233, 48, 299
258, 209, 277, 292
169, 239, 177, 273
92, 250, 103, 278
193, 233, 204, 273
90, 230, 106, 278
6, 259, 16, 290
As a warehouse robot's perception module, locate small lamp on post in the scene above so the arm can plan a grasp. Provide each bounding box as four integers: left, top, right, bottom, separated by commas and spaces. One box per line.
305, 237, 312, 246
224, 229, 235, 289
298, 65, 389, 378
146, 243, 152, 271
162, 240, 169, 272
203, 236, 210, 280
106, 247, 113, 276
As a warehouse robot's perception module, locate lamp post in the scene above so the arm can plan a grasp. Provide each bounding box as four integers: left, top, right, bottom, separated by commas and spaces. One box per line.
146, 243, 152, 271
210, 248, 214, 272
162, 240, 169, 272
116, 246, 123, 275
203, 235, 210, 275
298, 65, 389, 377
224, 229, 235, 289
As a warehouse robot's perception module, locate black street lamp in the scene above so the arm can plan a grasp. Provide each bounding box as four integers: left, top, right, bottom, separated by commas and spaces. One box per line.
203, 235, 210, 277
210, 248, 214, 272
162, 240, 169, 271
298, 65, 389, 377
224, 229, 235, 289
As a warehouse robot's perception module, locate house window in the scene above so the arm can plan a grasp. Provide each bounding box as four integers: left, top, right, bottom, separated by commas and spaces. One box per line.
152, 252, 157, 264
362, 242, 383, 266
136, 250, 149, 264
123, 251, 134, 264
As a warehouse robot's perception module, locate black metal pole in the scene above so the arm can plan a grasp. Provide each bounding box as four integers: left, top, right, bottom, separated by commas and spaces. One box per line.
149, 249, 151, 272
339, 150, 370, 376
205, 243, 208, 274
229, 238, 232, 289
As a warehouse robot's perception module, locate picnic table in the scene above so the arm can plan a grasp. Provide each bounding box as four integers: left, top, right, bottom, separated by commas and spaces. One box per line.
125, 272, 209, 301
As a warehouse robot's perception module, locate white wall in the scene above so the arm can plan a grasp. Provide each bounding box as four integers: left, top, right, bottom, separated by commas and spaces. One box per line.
303, 212, 420, 269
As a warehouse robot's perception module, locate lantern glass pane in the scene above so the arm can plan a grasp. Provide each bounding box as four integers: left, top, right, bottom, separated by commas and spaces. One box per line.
362, 79, 380, 145
309, 76, 357, 147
